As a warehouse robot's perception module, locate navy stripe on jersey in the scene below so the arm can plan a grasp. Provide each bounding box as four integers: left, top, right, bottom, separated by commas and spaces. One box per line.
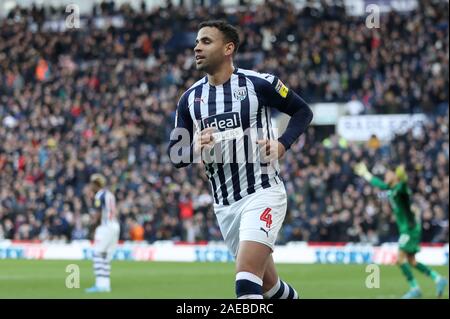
208, 85, 217, 116
98, 191, 107, 224
207, 163, 219, 204
264, 106, 272, 140
195, 85, 219, 204
99, 192, 106, 206
260, 103, 272, 188
223, 80, 233, 112
263, 104, 280, 180
247, 74, 270, 189
207, 85, 229, 205
224, 80, 242, 202
238, 73, 256, 196
193, 85, 204, 128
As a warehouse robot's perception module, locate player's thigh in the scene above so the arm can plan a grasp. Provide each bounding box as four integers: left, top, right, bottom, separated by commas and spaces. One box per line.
94, 225, 117, 254
397, 249, 408, 264
94, 226, 109, 254
239, 183, 287, 253
236, 240, 272, 279
407, 253, 417, 266
104, 223, 120, 260
215, 203, 242, 257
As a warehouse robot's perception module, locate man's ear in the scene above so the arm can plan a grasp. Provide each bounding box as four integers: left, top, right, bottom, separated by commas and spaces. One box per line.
224, 42, 235, 57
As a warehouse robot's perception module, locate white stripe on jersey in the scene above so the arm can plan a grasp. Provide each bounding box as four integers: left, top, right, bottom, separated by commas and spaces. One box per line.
95, 189, 118, 225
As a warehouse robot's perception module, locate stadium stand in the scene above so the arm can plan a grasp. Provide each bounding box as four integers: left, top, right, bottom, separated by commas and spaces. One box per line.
0, 0, 448, 246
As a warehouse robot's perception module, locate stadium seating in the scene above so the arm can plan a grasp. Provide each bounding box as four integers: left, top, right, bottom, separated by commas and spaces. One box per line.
0, 0, 448, 246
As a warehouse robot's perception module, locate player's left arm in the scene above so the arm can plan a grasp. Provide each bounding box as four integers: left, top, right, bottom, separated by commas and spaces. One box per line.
258, 75, 313, 158
92, 194, 103, 227
369, 176, 390, 190
354, 162, 390, 190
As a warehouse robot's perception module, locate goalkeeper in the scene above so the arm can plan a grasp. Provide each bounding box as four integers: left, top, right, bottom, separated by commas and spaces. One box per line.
354, 163, 447, 299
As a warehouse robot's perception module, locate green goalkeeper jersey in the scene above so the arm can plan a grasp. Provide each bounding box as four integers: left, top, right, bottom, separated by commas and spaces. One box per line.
370, 177, 421, 235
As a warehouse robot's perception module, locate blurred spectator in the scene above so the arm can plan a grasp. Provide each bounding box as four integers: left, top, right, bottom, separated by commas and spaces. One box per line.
129, 219, 145, 241
346, 95, 365, 116
367, 134, 381, 150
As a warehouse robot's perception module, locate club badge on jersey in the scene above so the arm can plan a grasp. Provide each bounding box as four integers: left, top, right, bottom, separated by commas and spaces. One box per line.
233, 87, 247, 101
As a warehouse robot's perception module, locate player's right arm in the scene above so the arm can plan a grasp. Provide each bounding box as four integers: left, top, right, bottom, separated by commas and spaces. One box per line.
354, 162, 390, 190
168, 93, 195, 168
168, 93, 216, 168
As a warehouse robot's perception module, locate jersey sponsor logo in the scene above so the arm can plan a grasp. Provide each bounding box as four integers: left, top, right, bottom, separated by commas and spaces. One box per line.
203, 112, 243, 142
275, 79, 289, 98
233, 87, 247, 101
203, 112, 241, 131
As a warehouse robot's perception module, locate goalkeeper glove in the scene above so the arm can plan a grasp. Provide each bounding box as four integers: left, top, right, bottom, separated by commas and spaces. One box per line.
354, 162, 373, 181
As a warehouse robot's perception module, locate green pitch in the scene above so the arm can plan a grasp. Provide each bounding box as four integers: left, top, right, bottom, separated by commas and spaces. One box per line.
0, 260, 447, 299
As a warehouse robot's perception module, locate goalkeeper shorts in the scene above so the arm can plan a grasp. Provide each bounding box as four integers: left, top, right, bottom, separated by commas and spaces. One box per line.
398, 230, 421, 254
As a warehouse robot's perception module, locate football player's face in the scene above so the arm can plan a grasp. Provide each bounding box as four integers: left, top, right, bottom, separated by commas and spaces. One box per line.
194, 27, 227, 73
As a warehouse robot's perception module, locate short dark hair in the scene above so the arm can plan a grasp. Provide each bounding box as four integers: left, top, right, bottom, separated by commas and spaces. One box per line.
198, 20, 240, 54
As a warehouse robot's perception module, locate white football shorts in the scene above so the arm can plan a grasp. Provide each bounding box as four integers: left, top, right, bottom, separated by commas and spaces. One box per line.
94, 222, 120, 260
214, 181, 287, 257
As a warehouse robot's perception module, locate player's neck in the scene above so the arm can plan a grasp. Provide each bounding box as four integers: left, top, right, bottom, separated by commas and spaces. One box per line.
207, 63, 235, 86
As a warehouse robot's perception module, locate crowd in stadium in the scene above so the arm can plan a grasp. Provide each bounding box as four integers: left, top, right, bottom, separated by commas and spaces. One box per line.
0, 0, 448, 245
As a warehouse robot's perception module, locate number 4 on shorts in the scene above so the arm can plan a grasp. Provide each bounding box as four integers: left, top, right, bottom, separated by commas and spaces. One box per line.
260, 208, 272, 228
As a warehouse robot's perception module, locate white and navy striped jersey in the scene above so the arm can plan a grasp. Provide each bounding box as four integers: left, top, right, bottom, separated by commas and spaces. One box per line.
94, 189, 118, 225
169, 68, 312, 206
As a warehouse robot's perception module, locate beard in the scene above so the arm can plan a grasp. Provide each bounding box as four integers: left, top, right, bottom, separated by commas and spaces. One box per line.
196, 59, 211, 73
195, 61, 207, 72
195, 55, 221, 74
